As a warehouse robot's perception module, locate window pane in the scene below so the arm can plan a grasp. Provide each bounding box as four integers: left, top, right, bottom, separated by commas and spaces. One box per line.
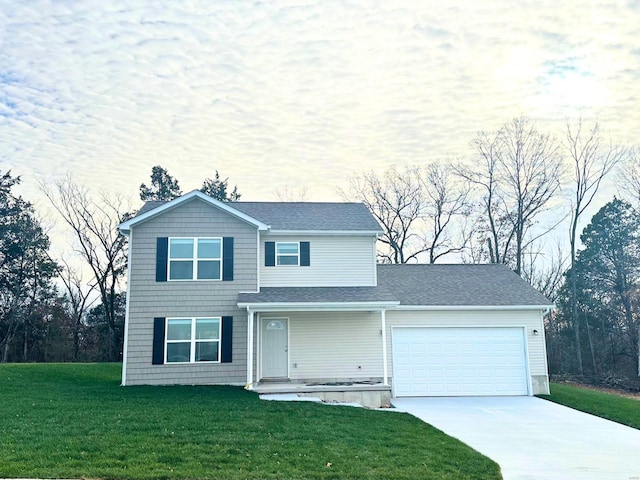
197, 260, 221, 280
170, 239, 194, 259
277, 243, 299, 254
167, 319, 192, 340
277, 255, 298, 266
167, 342, 191, 363
198, 239, 221, 259
169, 261, 193, 280
196, 318, 220, 340
196, 341, 219, 362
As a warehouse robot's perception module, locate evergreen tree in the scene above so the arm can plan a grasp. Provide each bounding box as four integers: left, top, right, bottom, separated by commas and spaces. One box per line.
557, 198, 640, 377
0, 171, 58, 362
140, 165, 182, 201
200, 171, 241, 202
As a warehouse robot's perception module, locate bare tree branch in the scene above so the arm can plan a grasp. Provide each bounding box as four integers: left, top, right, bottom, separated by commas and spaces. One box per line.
41, 176, 131, 361
457, 117, 563, 274
619, 147, 640, 207
274, 184, 309, 202
565, 119, 628, 374
421, 162, 472, 263
342, 166, 427, 263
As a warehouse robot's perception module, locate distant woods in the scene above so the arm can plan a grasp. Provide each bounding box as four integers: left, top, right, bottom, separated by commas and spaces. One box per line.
2, 117, 640, 387
343, 116, 640, 382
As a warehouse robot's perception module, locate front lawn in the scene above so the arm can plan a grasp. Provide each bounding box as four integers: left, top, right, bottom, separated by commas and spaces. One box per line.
0, 363, 500, 479
539, 382, 640, 430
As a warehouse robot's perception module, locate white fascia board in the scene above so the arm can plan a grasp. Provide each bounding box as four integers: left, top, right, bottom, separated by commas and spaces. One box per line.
237, 301, 400, 312
266, 230, 382, 236
393, 304, 555, 311
119, 190, 270, 234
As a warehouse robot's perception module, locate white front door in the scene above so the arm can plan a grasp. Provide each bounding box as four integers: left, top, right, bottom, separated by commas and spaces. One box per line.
261, 318, 289, 379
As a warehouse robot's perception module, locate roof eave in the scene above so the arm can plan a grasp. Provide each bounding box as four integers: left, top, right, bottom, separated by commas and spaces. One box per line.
393, 304, 555, 311
266, 230, 382, 236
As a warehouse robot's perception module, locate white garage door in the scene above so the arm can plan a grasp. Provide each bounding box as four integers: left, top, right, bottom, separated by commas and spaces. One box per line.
392, 327, 529, 397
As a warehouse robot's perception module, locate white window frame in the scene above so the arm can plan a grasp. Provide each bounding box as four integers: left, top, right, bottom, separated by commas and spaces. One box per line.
275, 242, 300, 266
168, 237, 222, 281
165, 317, 222, 364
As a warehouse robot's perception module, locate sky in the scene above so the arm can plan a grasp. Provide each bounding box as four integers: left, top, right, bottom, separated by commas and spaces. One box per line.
1, 1, 638, 223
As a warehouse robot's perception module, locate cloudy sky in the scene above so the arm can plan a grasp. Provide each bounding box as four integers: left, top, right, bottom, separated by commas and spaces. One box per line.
1, 0, 638, 212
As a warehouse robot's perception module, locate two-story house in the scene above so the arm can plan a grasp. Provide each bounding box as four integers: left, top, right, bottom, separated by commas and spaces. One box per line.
119, 190, 552, 407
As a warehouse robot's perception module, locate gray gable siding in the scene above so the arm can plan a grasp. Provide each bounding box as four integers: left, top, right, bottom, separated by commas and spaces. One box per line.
124, 197, 257, 385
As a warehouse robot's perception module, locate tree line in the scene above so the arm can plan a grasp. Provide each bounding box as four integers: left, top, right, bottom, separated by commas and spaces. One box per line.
0, 168, 241, 363
1, 117, 639, 386
343, 117, 639, 382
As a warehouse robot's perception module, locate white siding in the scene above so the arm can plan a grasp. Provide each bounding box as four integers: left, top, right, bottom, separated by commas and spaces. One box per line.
259, 235, 377, 287
259, 311, 383, 380
254, 308, 549, 395
385, 310, 549, 388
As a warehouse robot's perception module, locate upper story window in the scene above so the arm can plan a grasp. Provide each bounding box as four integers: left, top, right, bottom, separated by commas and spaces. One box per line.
276, 242, 299, 266
169, 238, 222, 280
265, 241, 309, 267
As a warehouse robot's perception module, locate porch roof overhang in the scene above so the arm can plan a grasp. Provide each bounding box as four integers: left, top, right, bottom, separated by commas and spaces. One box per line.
238, 286, 399, 312
239, 301, 400, 312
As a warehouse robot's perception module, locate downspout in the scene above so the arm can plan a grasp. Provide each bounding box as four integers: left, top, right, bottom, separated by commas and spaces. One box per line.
381, 309, 388, 385
246, 307, 254, 389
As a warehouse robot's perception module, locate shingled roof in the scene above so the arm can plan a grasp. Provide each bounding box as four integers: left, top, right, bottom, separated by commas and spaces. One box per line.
237, 264, 552, 308
232, 202, 381, 232
135, 197, 382, 232
238, 286, 397, 305
378, 264, 552, 306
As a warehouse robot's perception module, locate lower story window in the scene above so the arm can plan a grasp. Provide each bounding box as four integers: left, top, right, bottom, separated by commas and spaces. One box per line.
166, 317, 221, 363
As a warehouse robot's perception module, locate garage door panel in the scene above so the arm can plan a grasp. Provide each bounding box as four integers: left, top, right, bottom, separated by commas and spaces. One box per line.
393, 327, 529, 397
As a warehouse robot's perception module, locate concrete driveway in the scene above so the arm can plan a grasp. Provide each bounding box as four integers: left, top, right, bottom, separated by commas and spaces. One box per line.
391, 396, 640, 480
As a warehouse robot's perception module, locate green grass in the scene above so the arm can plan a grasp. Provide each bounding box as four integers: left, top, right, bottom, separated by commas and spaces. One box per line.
0, 363, 500, 479
539, 382, 640, 430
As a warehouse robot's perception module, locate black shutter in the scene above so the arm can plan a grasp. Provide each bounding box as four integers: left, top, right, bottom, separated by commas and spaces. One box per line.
152, 317, 166, 365
221, 316, 233, 363
222, 237, 234, 281
300, 241, 310, 266
156, 237, 168, 282
265, 241, 275, 266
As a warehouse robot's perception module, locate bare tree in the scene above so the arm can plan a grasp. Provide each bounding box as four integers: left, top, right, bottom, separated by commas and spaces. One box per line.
619, 148, 640, 207
56, 257, 97, 361
421, 162, 472, 263
457, 131, 511, 265
343, 164, 470, 263
565, 120, 627, 374
42, 177, 131, 361
458, 117, 563, 274
274, 184, 309, 202
343, 166, 426, 263
521, 242, 567, 303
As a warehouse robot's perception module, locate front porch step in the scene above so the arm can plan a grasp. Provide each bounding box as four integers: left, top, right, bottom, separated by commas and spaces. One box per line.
251, 381, 392, 407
